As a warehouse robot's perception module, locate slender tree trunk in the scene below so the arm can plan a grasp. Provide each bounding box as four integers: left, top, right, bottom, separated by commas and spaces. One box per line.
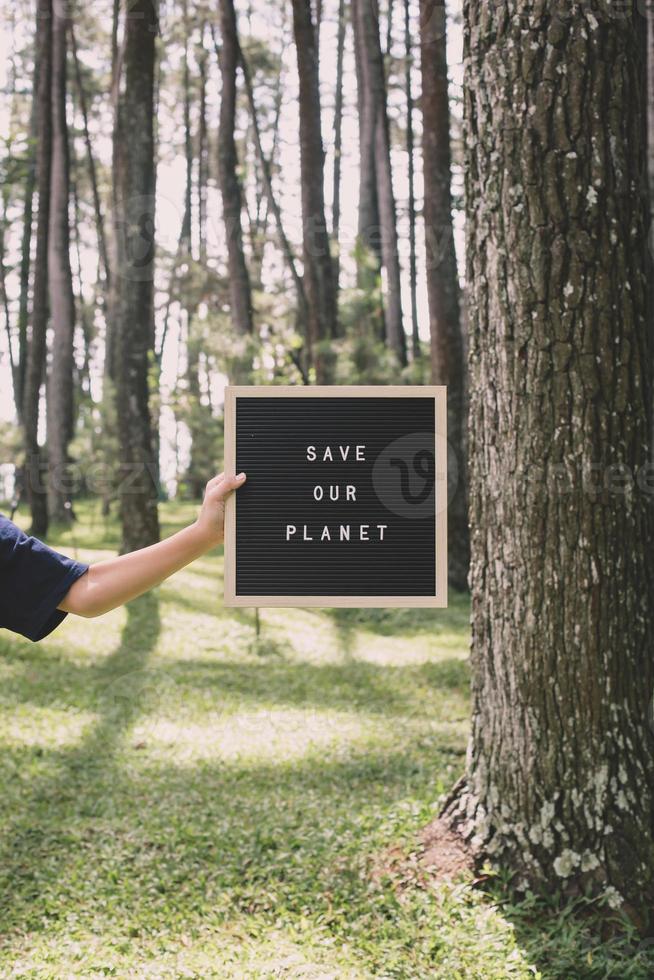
17, 55, 39, 423
648, 0, 654, 456
46, 6, 76, 524
420, 0, 469, 589
332, 0, 346, 296
105, 0, 122, 384
70, 23, 110, 291
236, 37, 307, 319
181, 0, 192, 251
23, 0, 52, 537
405, 0, 419, 360
352, 0, 382, 287
70, 152, 93, 397
353, 0, 406, 363
445, 0, 654, 924
112, 0, 160, 552
198, 33, 209, 266
217, 0, 254, 340
291, 0, 337, 382
0, 202, 19, 414
385, 0, 393, 56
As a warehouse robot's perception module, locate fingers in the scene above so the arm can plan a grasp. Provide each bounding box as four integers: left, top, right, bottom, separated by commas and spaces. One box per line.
206, 472, 224, 490
210, 472, 247, 500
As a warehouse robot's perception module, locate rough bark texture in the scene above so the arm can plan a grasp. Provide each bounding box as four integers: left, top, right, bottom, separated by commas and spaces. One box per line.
291, 0, 337, 382
22, 0, 52, 537
46, 7, 76, 524
218, 0, 254, 340
112, 0, 160, 553
419, 0, 469, 590
352, 0, 406, 364
449, 0, 654, 924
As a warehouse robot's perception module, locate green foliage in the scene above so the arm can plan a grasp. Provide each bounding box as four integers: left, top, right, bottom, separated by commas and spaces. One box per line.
333, 287, 429, 385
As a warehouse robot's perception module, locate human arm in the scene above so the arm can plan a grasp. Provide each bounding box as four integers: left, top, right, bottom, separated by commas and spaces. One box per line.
58, 472, 246, 618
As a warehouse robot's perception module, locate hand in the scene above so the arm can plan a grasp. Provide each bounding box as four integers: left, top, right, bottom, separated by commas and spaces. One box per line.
194, 472, 246, 548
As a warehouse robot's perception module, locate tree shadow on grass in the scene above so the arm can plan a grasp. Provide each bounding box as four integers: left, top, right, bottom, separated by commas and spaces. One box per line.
0, 593, 161, 934
325, 589, 470, 640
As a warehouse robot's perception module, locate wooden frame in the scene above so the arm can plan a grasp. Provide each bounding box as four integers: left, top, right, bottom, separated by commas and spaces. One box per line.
224, 385, 448, 607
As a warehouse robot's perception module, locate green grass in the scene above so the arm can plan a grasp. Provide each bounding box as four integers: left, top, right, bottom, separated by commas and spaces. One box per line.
1, 502, 652, 978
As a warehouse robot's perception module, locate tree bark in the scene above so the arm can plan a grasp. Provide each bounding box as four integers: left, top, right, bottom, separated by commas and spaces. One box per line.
405, 0, 419, 360
448, 0, 654, 924
331, 0, 346, 296
352, 0, 382, 289
648, 0, 654, 456
198, 32, 209, 265
217, 0, 254, 341
112, 0, 160, 553
352, 0, 406, 363
236, 37, 308, 320
17, 52, 40, 423
46, 6, 76, 524
22, 0, 52, 537
420, 0, 469, 590
70, 23, 110, 292
291, 0, 338, 382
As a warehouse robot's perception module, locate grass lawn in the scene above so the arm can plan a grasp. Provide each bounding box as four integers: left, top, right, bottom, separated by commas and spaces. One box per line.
1, 502, 652, 978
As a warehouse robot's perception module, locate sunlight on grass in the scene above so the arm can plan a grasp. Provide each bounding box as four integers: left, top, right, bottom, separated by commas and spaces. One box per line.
1, 502, 651, 978
0, 705, 98, 749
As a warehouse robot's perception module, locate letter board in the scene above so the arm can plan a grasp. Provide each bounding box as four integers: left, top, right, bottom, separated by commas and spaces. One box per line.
224, 385, 447, 607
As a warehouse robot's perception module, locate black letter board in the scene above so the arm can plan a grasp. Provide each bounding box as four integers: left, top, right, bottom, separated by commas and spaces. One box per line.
224, 386, 447, 607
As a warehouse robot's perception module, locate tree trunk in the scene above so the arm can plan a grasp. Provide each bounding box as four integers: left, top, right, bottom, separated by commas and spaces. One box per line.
22, 0, 52, 538
352, 0, 382, 290
291, 0, 337, 382
46, 6, 76, 525
353, 0, 406, 363
17, 52, 40, 423
648, 0, 654, 456
198, 32, 209, 266
420, 0, 469, 590
0, 202, 19, 415
448, 0, 654, 924
112, 0, 160, 553
405, 0, 419, 360
331, 0, 346, 296
70, 23, 110, 292
217, 0, 254, 341
235, 34, 308, 321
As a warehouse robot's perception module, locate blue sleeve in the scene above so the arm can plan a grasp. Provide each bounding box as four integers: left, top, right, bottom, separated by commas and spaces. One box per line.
0, 515, 89, 642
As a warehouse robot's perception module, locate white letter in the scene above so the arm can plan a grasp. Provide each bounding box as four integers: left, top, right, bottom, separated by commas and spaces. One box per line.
313, 485, 324, 501
346, 485, 357, 502
286, 525, 297, 541
306, 445, 316, 462
377, 524, 387, 541
303, 525, 313, 541
359, 524, 369, 541
339, 445, 350, 461
339, 525, 350, 541
329, 485, 339, 501
323, 446, 333, 462
356, 445, 366, 461
321, 525, 331, 541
